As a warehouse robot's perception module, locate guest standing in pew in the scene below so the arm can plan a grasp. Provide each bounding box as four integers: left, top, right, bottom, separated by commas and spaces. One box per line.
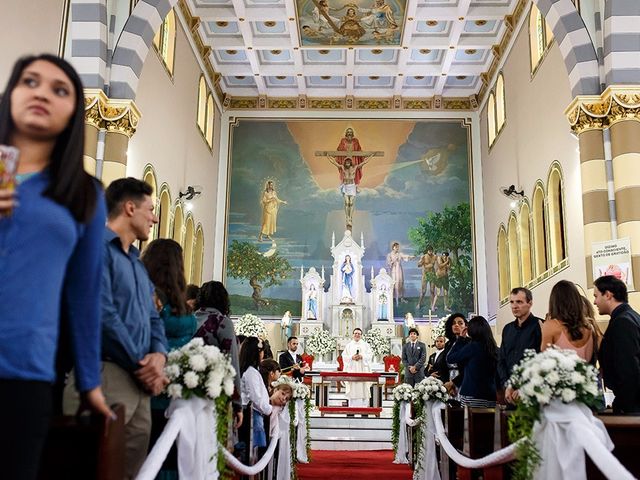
593, 275, 640, 414
186, 283, 200, 313
0, 54, 112, 480
447, 316, 498, 407
239, 337, 290, 465
499, 287, 542, 405
142, 239, 197, 480
279, 336, 308, 382
443, 313, 469, 399
402, 327, 427, 386
194, 281, 243, 427
259, 359, 282, 393
64, 177, 169, 480
426, 335, 448, 380
541, 280, 598, 362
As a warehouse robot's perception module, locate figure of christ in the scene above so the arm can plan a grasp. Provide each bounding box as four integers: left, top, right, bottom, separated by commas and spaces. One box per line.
328, 156, 370, 230
335, 127, 364, 187
417, 246, 437, 309
386, 242, 415, 305
340, 328, 373, 407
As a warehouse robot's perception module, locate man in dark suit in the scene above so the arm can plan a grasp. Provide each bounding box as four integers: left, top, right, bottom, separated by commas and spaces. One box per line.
402, 328, 427, 386
594, 275, 640, 414
426, 335, 448, 380
279, 336, 308, 381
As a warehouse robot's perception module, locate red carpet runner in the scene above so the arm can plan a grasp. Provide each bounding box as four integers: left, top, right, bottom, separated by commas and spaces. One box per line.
297, 450, 413, 480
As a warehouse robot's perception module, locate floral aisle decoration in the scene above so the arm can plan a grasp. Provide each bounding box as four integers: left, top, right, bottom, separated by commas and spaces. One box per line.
431, 316, 448, 343
234, 313, 268, 339
364, 328, 390, 358
507, 348, 601, 480
391, 383, 414, 456
160, 338, 236, 478
305, 328, 336, 357
411, 377, 449, 479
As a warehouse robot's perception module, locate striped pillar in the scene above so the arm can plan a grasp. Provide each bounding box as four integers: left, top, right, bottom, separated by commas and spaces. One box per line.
578, 128, 611, 287
603, 1, 640, 86
610, 115, 640, 307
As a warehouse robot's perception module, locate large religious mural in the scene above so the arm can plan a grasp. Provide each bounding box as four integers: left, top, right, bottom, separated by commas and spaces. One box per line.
296, 0, 407, 47
224, 119, 475, 318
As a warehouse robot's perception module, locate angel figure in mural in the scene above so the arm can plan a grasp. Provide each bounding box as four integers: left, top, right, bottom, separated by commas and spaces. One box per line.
387, 241, 415, 305
258, 180, 287, 242
340, 255, 355, 303
307, 284, 318, 319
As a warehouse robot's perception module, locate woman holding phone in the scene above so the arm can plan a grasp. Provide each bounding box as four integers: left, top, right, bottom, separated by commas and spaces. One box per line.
0, 54, 111, 479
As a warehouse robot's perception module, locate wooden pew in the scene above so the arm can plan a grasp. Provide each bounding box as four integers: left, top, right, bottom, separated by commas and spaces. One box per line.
439, 406, 464, 480
586, 414, 640, 479
457, 407, 499, 480
37, 404, 125, 480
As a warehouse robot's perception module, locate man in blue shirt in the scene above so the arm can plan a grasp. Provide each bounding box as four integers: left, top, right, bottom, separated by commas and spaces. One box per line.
64, 177, 167, 479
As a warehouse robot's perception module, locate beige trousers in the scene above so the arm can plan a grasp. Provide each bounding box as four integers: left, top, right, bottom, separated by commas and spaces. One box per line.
63, 362, 151, 480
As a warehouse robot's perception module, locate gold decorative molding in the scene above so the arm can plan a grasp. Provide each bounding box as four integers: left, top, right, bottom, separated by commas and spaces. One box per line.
403, 99, 432, 109
309, 99, 345, 109
356, 99, 391, 109
83, 88, 142, 138
565, 86, 640, 134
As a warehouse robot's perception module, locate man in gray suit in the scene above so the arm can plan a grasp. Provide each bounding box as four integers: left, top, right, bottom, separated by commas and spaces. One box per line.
402, 327, 427, 386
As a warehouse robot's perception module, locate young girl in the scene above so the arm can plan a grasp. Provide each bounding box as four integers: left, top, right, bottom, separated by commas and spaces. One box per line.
0, 54, 111, 479
447, 316, 498, 407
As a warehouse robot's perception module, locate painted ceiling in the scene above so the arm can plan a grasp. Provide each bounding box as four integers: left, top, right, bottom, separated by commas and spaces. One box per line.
184, 0, 521, 102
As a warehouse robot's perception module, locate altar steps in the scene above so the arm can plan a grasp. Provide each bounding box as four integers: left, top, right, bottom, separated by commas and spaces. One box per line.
308, 415, 393, 450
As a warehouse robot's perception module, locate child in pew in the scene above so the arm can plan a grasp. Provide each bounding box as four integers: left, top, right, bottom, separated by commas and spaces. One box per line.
446, 316, 498, 408
0, 54, 112, 480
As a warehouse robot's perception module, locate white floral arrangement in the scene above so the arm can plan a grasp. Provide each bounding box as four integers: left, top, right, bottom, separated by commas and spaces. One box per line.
164, 338, 236, 400
235, 313, 268, 339
431, 316, 448, 343
507, 347, 601, 480
364, 328, 391, 357
305, 328, 336, 356
412, 376, 449, 404
392, 383, 414, 402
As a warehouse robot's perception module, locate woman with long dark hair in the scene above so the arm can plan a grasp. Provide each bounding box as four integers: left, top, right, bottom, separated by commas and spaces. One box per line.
447, 316, 498, 407
542, 280, 596, 362
442, 312, 469, 397
0, 54, 111, 479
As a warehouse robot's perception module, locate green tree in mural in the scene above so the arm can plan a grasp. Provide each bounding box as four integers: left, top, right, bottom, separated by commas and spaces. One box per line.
409, 203, 474, 313
227, 240, 293, 309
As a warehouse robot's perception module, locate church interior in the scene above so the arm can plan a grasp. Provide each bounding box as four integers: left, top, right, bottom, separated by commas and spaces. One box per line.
2, 0, 640, 478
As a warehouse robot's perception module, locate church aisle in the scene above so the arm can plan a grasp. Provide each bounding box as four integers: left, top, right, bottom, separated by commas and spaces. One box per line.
297, 449, 413, 480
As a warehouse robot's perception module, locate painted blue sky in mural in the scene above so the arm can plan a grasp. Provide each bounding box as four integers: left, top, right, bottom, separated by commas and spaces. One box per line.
226, 119, 471, 303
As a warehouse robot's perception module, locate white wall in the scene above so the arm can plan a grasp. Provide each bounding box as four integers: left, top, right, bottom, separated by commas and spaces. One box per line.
479, 16, 587, 334
127, 20, 221, 282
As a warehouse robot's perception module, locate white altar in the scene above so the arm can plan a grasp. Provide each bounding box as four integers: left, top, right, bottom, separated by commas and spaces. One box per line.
299, 230, 399, 350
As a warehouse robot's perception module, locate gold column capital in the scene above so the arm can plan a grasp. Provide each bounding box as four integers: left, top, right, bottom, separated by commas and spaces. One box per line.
565, 86, 640, 134
83, 88, 142, 138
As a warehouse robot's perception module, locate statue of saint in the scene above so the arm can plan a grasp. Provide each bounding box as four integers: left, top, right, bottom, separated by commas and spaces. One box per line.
258, 180, 286, 242
377, 284, 389, 320
340, 255, 355, 303
307, 284, 318, 319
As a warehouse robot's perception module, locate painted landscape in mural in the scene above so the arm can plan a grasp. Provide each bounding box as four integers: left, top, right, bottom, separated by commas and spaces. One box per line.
296, 0, 406, 47
225, 119, 474, 317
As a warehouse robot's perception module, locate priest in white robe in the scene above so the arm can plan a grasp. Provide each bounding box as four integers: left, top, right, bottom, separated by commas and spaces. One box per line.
341, 328, 373, 407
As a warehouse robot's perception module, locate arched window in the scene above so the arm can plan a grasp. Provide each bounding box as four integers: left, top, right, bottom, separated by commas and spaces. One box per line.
205, 94, 215, 148
197, 76, 207, 134
497, 225, 509, 300
141, 165, 158, 250
184, 215, 195, 282
496, 74, 506, 133
158, 185, 172, 238
153, 9, 176, 75
532, 182, 548, 276
545, 18, 554, 47
508, 213, 522, 290
519, 201, 533, 284
193, 225, 204, 285
547, 165, 567, 266
529, 5, 545, 72
173, 203, 184, 245
487, 92, 496, 146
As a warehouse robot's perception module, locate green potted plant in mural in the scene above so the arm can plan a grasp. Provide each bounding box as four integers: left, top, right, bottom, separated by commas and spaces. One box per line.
227, 240, 293, 310
409, 202, 474, 313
